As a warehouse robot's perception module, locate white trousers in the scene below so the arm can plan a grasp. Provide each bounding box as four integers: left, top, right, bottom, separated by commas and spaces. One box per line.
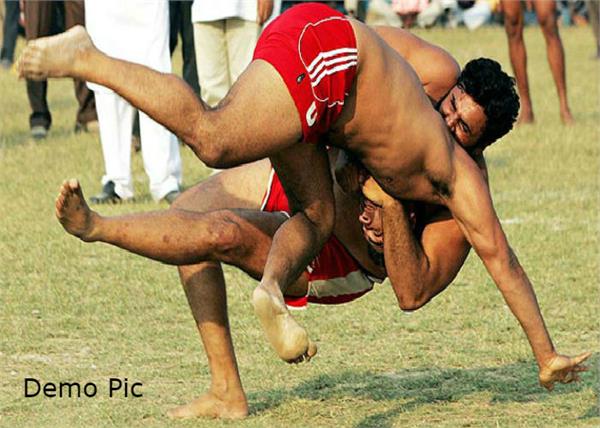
193, 18, 260, 107
95, 91, 182, 201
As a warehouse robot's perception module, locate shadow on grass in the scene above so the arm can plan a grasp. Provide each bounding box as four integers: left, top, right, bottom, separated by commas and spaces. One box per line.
251, 355, 598, 427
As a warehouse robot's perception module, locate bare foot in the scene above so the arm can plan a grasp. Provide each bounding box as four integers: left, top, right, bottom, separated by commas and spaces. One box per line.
167, 392, 248, 420
252, 285, 317, 363
18, 25, 94, 80
55, 179, 97, 241
560, 108, 575, 126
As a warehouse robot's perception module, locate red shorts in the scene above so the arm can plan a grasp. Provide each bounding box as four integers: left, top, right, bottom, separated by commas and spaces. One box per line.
261, 169, 380, 308
253, 3, 357, 143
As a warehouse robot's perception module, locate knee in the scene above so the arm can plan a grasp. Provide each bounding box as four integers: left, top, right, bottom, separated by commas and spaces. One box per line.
538, 15, 559, 38
186, 112, 232, 168
504, 16, 523, 39
206, 212, 245, 260
304, 199, 335, 243
190, 140, 230, 169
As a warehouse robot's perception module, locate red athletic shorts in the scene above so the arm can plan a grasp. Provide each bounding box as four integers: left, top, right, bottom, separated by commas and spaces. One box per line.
261, 169, 380, 308
253, 3, 357, 143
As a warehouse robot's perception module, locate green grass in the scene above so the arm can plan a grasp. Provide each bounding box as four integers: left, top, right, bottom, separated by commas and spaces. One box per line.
0, 25, 598, 427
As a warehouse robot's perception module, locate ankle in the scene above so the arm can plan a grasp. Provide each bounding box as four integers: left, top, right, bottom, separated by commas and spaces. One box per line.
209, 382, 246, 403
258, 278, 286, 295
82, 212, 102, 242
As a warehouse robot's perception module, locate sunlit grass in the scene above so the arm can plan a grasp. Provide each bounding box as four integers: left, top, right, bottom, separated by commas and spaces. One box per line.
0, 25, 598, 427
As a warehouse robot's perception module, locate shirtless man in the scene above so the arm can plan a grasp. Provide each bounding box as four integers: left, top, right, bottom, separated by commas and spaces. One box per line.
19, 3, 589, 392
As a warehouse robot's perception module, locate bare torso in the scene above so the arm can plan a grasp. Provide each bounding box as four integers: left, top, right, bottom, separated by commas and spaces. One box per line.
329, 20, 455, 204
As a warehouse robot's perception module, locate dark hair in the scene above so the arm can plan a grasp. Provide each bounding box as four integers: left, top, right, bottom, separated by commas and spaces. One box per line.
457, 58, 519, 148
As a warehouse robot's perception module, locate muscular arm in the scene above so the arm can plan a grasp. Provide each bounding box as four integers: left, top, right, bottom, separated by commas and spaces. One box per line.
380, 200, 471, 311
441, 147, 555, 368
361, 176, 471, 311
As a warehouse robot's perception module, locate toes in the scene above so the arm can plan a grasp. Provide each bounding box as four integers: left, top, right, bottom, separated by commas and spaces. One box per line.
68, 178, 79, 190
55, 195, 66, 217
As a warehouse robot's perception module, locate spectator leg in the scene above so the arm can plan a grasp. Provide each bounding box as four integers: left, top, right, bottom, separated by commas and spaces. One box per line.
502, 0, 534, 123
1, 0, 20, 63
586, 0, 600, 58
193, 20, 230, 107
95, 90, 135, 199
139, 110, 182, 201
534, 0, 573, 124
180, 1, 200, 94
64, 0, 97, 126
225, 18, 260, 86
24, 0, 53, 130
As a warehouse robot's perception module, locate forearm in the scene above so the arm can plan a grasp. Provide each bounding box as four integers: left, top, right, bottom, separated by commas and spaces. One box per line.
487, 249, 555, 366
382, 200, 430, 308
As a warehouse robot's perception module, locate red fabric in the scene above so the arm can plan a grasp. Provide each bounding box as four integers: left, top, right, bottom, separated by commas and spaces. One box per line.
253, 3, 357, 143
261, 170, 290, 213
261, 170, 371, 306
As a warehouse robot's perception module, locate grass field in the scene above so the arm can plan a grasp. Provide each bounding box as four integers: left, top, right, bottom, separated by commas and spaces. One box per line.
0, 24, 599, 428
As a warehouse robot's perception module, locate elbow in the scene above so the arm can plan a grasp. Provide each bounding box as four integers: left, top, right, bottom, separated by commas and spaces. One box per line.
395, 284, 429, 312
394, 276, 441, 312
397, 295, 427, 312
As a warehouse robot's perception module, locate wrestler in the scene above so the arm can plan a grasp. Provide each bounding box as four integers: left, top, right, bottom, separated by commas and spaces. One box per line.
53, 153, 589, 418
52, 153, 479, 418
20, 3, 589, 387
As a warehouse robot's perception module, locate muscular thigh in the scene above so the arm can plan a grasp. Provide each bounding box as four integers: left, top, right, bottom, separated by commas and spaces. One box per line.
173, 159, 272, 212
208, 60, 303, 166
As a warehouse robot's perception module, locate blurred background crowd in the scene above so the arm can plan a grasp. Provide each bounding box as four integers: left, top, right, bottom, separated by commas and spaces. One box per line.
0, 0, 597, 204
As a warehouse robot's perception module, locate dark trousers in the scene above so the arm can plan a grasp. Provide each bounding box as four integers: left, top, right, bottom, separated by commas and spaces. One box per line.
169, 0, 200, 95
1, 0, 19, 62
23, 0, 96, 129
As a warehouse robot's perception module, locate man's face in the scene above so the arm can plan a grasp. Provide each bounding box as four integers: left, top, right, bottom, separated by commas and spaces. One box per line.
358, 198, 384, 254
438, 85, 487, 150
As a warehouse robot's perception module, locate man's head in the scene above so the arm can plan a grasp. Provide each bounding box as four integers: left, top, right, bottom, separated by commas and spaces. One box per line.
438, 58, 519, 153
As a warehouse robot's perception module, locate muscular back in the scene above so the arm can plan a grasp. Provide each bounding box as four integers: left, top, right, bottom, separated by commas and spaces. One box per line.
331, 20, 456, 204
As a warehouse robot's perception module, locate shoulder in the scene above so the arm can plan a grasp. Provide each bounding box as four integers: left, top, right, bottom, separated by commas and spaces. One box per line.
371, 26, 460, 101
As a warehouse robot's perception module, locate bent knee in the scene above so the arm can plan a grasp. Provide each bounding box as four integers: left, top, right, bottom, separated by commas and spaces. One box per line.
207, 213, 244, 256
303, 200, 335, 240
194, 143, 230, 169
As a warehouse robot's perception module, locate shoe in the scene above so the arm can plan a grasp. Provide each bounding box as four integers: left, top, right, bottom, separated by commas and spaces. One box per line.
90, 181, 121, 204
74, 120, 100, 134
163, 190, 180, 205
30, 125, 48, 140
